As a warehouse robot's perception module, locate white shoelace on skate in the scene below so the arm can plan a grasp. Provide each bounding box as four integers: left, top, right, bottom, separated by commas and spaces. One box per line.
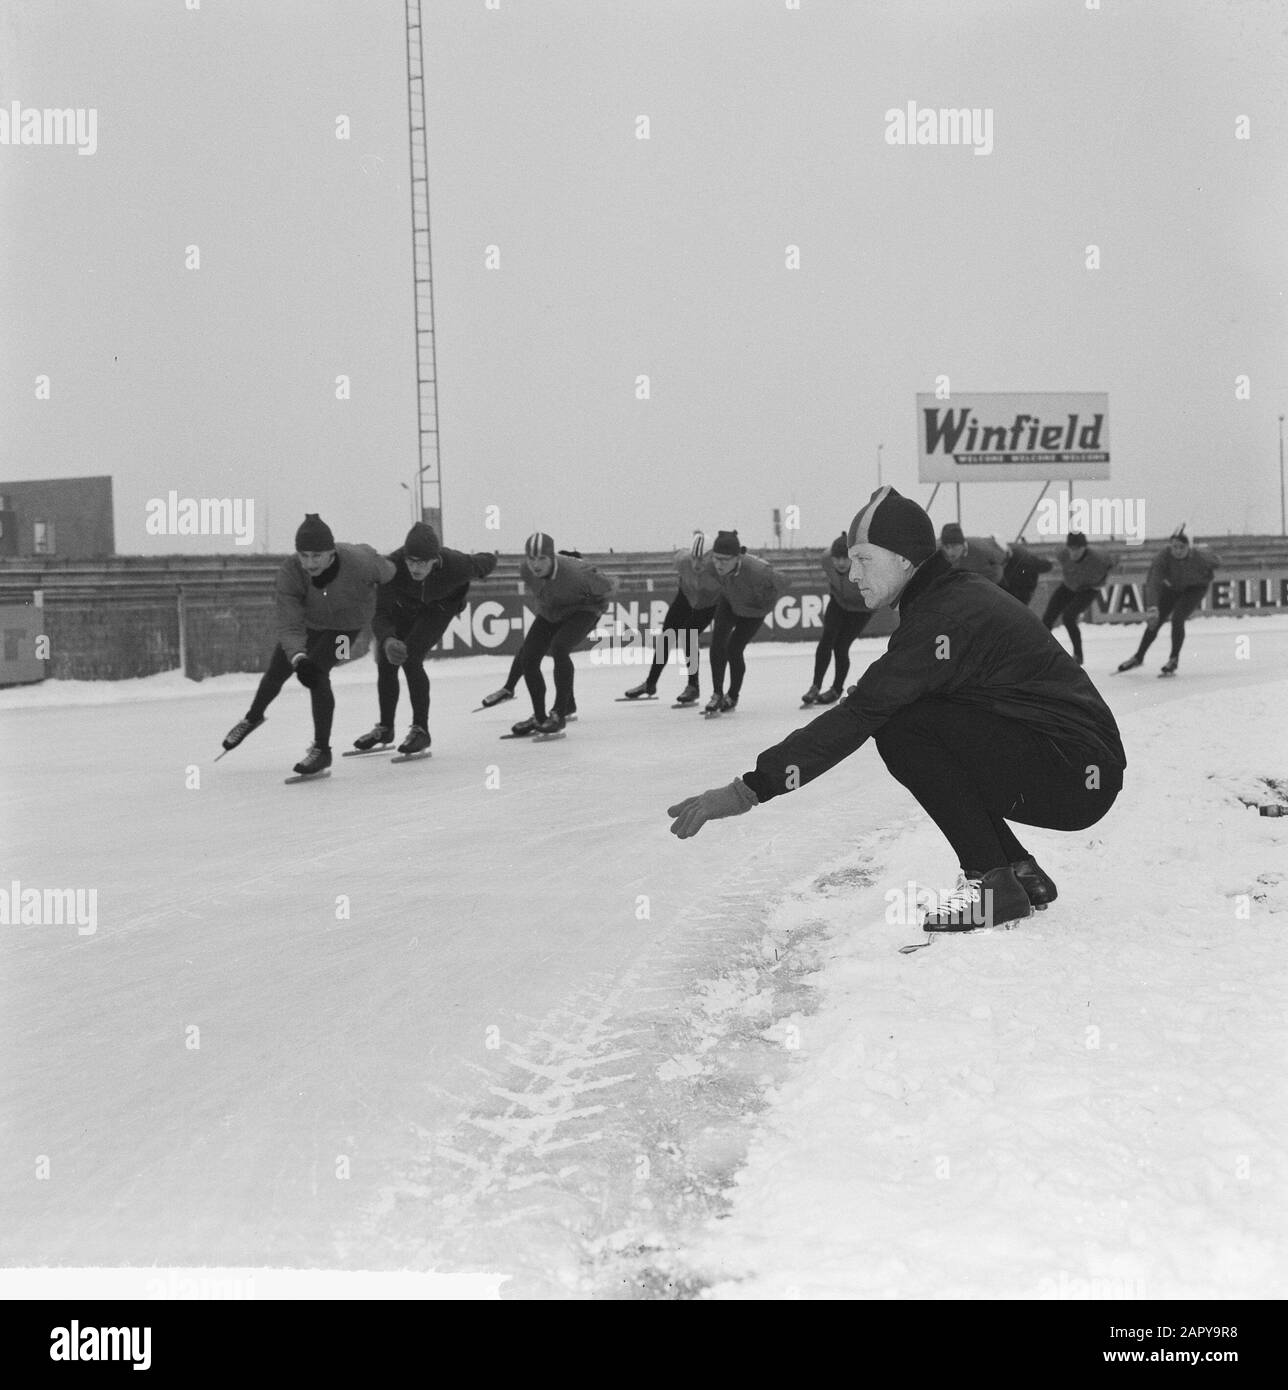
933, 875, 983, 917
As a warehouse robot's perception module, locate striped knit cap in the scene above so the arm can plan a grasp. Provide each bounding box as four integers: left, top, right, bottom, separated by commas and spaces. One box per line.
524, 531, 555, 560
846, 487, 936, 567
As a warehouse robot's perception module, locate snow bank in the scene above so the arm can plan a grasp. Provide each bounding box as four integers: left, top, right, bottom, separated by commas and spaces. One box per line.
687, 679, 1288, 1299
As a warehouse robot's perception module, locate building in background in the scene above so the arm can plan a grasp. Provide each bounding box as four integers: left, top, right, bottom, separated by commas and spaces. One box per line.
0, 477, 115, 558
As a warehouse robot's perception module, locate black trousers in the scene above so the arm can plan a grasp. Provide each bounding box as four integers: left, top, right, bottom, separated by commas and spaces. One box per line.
375, 608, 455, 728
1134, 585, 1207, 662
247, 627, 360, 747
812, 600, 871, 689
520, 610, 603, 718
644, 592, 716, 691
1041, 584, 1100, 661
709, 600, 766, 697
874, 697, 1122, 873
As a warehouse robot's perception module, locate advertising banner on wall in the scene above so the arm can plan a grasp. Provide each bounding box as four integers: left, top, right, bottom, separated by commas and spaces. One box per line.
431, 587, 898, 660
916, 392, 1110, 483
426, 569, 1288, 658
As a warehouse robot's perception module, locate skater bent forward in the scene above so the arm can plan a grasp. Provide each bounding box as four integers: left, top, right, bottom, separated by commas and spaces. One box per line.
222, 513, 396, 777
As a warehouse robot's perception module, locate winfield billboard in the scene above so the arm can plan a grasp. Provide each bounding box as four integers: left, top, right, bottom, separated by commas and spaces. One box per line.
916, 392, 1110, 482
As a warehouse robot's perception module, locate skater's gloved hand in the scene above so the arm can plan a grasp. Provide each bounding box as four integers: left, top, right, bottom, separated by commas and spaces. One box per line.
292, 655, 323, 689
668, 778, 759, 839
384, 637, 408, 666
1144, 606, 1160, 627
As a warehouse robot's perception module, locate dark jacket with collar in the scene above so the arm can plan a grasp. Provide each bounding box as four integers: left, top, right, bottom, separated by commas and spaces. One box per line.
372, 546, 497, 641
740, 550, 1126, 802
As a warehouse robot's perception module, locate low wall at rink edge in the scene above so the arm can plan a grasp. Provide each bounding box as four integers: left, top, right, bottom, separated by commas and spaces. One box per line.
1, 544, 1287, 683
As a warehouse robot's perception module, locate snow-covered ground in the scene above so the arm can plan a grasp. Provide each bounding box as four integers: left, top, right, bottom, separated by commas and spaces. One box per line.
2, 618, 1285, 1298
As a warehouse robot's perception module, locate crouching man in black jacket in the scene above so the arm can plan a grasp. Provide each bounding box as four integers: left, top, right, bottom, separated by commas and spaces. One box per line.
351, 523, 497, 756
668, 487, 1126, 934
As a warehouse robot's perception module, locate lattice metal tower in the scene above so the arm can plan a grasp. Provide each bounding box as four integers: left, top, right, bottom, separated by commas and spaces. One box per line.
404, 0, 443, 538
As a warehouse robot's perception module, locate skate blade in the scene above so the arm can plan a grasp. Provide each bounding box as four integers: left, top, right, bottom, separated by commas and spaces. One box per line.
342, 746, 391, 757
390, 751, 432, 762
614, 696, 657, 702
899, 936, 935, 954
284, 770, 332, 784
532, 731, 567, 741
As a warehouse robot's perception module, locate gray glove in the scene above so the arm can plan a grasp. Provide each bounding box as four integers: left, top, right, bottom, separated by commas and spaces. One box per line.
668, 778, 759, 839
384, 637, 408, 666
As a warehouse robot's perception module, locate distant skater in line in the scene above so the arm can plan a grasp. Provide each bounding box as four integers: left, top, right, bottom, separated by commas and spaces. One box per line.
1116, 527, 1220, 676
802, 534, 871, 706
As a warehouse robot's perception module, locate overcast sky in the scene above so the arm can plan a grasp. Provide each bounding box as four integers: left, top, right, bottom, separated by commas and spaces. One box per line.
2, 0, 1285, 555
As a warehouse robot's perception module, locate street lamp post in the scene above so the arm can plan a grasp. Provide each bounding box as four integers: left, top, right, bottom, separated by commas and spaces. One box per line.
1279, 415, 1285, 538
877, 443, 884, 488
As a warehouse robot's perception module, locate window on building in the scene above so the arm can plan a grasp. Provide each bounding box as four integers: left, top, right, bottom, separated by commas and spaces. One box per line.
33, 521, 55, 554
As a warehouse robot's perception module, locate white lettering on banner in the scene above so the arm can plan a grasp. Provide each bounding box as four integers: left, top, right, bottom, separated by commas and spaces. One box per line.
773, 595, 800, 630
473, 602, 510, 648
438, 609, 470, 652
799, 593, 824, 628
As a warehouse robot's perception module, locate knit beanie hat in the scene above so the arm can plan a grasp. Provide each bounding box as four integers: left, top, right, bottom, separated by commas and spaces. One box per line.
712, 530, 741, 557
829, 534, 848, 559
524, 531, 555, 560
690, 533, 707, 561
846, 487, 937, 567
1066, 531, 1087, 548
1170, 525, 1189, 546
939, 522, 965, 546
404, 522, 442, 561
295, 513, 335, 551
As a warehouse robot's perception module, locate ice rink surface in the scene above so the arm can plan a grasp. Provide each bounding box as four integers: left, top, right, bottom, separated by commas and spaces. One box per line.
2, 619, 1286, 1297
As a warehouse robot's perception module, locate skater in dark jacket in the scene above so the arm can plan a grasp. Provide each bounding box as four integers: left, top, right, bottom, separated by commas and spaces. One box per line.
623, 533, 722, 704
352, 523, 497, 755
509, 532, 615, 736
704, 530, 789, 713
1041, 531, 1115, 665
939, 524, 1008, 585
668, 487, 1126, 934
999, 538, 1054, 607
222, 514, 396, 776
802, 534, 872, 705
1116, 528, 1220, 675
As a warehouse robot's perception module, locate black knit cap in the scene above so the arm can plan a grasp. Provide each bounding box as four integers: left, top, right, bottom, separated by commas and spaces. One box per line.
712, 530, 741, 557
939, 522, 965, 546
404, 522, 441, 560
829, 534, 848, 558
1066, 531, 1087, 548
295, 513, 335, 551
